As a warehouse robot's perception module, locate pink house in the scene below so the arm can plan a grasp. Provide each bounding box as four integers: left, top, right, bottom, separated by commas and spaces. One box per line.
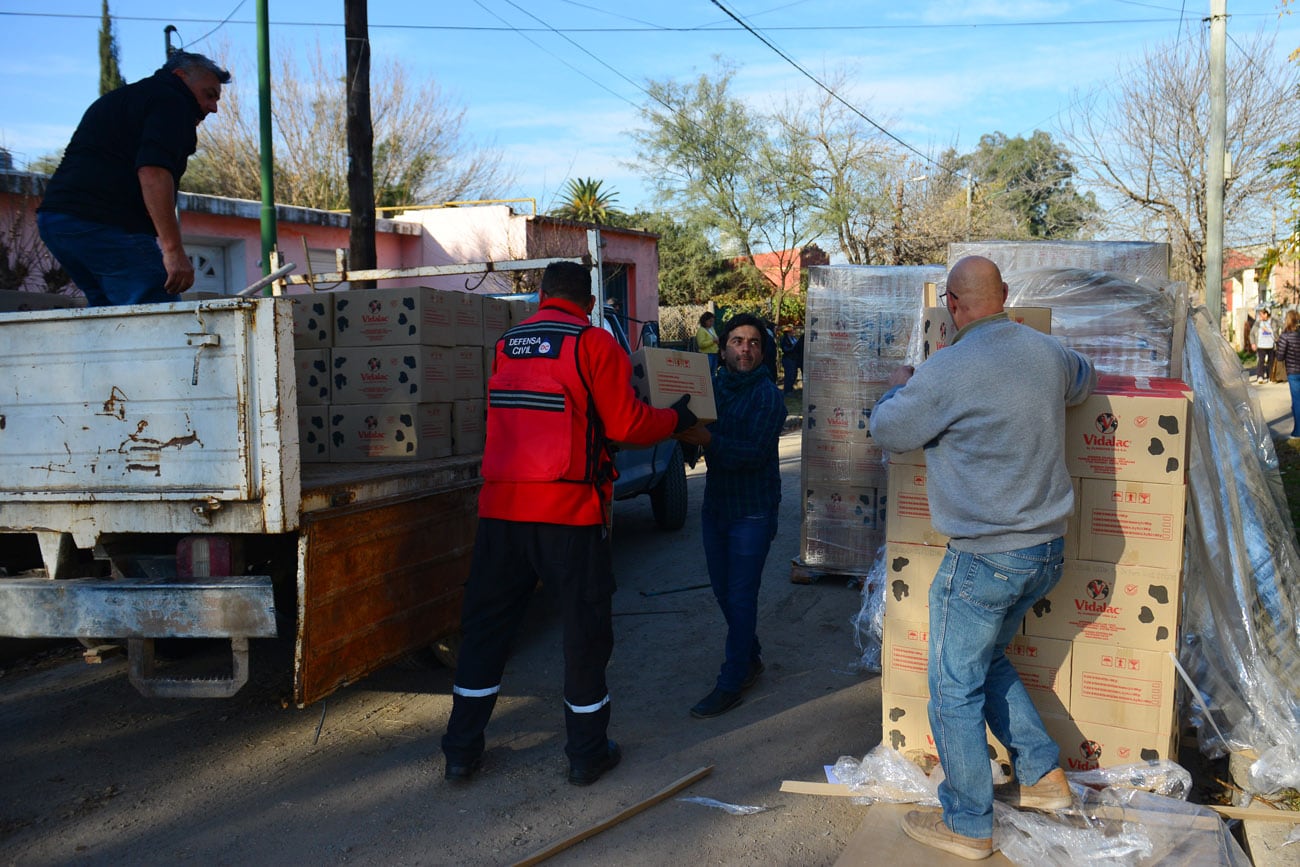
1, 171, 660, 346
731, 244, 831, 295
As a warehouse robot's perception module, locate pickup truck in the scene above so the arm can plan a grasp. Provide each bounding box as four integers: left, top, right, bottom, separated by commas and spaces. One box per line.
0, 295, 478, 705
603, 306, 690, 532
0, 292, 690, 703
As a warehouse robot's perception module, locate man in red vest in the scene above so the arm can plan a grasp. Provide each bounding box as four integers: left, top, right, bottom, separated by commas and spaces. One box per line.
441, 261, 697, 786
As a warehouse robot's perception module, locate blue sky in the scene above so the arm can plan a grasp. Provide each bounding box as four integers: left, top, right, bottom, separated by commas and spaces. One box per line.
1, 0, 1297, 217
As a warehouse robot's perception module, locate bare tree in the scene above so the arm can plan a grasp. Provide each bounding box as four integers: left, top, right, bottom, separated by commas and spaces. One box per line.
184, 44, 512, 210
1063, 27, 1300, 288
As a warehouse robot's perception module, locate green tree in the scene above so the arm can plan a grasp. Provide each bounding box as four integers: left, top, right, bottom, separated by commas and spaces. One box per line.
612, 210, 737, 305
633, 61, 821, 325
962, 131, 1098, 239
98, 0, 125, 95
552, 177, 620, 223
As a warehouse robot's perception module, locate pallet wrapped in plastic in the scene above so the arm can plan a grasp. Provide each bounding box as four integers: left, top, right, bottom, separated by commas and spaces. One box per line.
799, 265, 943, 573
949, 239, 1170, 281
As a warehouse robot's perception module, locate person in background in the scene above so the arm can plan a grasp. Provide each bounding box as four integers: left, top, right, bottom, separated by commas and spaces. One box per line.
675, 313, 787, 719
760, 319, 779, 383
696, 311, 720, 375
441, 261, 698, 787
37, 51, 230, 306
1276, 310, 1300, 438
779, 324, 803, 394
1251, 307, 1276, 384
869, 256, 1097, 861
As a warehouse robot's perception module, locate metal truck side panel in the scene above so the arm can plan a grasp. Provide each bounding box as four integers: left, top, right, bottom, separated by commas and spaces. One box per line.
0, 298, 300, 544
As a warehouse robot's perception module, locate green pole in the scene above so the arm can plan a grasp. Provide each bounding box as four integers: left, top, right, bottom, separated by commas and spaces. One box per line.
256, 0, 277, 276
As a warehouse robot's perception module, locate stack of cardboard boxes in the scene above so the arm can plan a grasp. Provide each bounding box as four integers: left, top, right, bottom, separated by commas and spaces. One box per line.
798, 266, 944, 573
880, 362, 1192, 772
291, 288, 534, 463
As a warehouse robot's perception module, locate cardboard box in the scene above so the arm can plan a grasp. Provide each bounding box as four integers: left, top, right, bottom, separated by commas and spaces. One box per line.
329, 345, 456, 405
888, 446, 927, 467
881, 690, 1012, 774
801, 437, 885, 486
290, 294, 333, 349
329, 402, 452, 461
508, 300, 539, 326
885, 462, 949, 547
803, 398, 874, 445
482, 297, 513, 348
629, 347, 718, 423
294, 348, 331, 406
449, 291, 483, 345
803, 484, 882, 532
1045, 716, 1178, 771
1026, 559, 1181, 651
883, 541, 945, 622
452, 398, 485, 455
1064, 477, 1081, 561
881, 618, 931, 698
1064, 377, 1191, 484
921, 306, 1051, 359
332, 287, 456, 347
1076, 478, 1186, 568
1069, 641, 1177, 734
452, 346, 484, 400
298, 406, 330, 463
1005, 633, 1072, 720
799, 524, 883, 572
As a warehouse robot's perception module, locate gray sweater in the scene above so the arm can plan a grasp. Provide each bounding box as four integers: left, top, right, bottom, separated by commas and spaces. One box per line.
870, 314, 1097, 553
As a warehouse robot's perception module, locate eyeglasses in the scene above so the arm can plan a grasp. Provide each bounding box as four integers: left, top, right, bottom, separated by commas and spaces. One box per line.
938, 289, 959, 305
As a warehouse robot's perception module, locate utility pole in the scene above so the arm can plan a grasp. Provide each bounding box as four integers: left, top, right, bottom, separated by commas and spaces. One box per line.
345, 0, 376, 290
255, 0, 277, 276
1205, 0, 1227, 325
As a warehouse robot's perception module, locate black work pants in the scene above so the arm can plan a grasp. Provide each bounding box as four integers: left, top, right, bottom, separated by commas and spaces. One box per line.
441, 518, 615, 767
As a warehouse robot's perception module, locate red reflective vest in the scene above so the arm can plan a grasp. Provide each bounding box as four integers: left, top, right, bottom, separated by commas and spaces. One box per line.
478, 297, 678, 526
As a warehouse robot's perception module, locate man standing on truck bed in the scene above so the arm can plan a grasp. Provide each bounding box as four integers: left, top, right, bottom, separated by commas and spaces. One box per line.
869, 256, 1096, 860
441, 260, 698, 786
37, 51, 230, 306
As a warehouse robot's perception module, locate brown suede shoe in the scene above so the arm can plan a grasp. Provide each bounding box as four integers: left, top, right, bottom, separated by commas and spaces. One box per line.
900, 810, 993, 861
994, 766, 1073, 811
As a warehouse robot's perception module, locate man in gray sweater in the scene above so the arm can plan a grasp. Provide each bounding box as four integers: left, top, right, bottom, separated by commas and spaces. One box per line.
870, 256, 1096, 860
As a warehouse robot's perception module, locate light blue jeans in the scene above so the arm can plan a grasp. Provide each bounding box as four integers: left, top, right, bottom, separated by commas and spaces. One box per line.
927, 539, 1065, 839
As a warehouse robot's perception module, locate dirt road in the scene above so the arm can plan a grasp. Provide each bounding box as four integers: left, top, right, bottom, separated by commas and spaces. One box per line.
0, 430, 886, 866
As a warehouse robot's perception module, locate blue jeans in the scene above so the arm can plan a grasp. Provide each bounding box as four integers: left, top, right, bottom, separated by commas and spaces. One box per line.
1289, 374, 1300, 435
701, 509, 777, 692
37, 211, 171, 307
927, 539, 1065, 839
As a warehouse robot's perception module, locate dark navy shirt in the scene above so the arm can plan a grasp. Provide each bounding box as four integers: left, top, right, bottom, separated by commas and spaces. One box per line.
39, 70, 202, 236
702, 366, 788, 520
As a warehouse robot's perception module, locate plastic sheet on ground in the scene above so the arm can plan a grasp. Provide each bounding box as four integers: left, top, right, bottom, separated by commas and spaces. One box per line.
833, 747, 1249, 865
676, 796, 772, 816
847, 256, 1300, 791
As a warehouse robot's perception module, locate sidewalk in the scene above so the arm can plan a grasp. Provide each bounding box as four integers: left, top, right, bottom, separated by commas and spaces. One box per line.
1251, 378, 1296, 442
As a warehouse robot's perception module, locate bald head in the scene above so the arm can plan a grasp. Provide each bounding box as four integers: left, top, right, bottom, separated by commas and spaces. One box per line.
945, 256, 1008, 329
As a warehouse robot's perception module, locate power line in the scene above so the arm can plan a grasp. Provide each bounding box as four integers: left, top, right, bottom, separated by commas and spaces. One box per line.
706, 0, 950, 176
6, 9, 1283, 32
182, 0, 249, 50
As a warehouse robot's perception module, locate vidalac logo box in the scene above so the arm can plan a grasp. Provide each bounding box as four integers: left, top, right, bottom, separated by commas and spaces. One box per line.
1025, 559, 1181, 651
1064, 375, 1191, 484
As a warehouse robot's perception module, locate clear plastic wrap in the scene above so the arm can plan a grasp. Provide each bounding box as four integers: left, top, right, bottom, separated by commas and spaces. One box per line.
849, 549, 888, 672
840, 252, 1300, 789
1064, 760, 1193, 800
828, 748, 1249, 865
830, 744, 940, 805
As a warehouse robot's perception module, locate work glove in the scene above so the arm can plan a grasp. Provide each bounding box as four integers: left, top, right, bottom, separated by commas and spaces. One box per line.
671, 393, 697, 433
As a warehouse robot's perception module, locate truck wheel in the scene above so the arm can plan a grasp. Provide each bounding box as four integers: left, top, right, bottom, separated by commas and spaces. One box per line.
650, 446, 689, 531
